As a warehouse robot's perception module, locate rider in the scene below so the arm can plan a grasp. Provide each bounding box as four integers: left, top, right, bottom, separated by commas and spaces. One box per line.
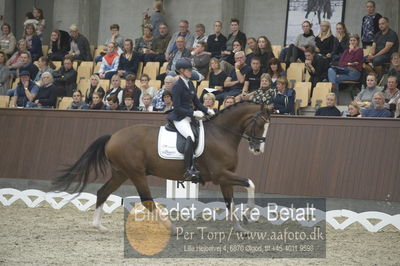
167, 58, 215, 182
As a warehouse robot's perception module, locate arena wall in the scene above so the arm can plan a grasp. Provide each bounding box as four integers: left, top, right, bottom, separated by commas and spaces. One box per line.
0, 109, 399, 202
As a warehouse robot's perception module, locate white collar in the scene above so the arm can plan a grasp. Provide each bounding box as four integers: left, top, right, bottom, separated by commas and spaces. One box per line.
180, 76, 190, 89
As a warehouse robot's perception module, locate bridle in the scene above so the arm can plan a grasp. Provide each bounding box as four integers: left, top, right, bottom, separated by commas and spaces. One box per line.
208, 111, 269, 145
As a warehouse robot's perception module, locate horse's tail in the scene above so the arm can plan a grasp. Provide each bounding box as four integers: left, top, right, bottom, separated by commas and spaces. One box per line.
52, 135, 112, 194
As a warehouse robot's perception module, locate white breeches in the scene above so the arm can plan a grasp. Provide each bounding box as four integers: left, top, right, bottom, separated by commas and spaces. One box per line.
173, 117, 195, 140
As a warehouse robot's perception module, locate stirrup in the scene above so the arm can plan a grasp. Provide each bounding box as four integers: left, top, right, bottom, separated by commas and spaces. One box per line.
183, 168, 200, 182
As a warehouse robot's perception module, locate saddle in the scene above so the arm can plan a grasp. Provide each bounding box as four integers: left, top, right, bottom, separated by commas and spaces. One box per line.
165, 119, 200, 154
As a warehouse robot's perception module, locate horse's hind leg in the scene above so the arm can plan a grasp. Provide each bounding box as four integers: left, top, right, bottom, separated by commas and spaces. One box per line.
93, 168, 127, 230
220, 184, 248, 233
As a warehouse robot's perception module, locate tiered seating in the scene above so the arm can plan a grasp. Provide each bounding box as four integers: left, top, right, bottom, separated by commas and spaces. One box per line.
159, 62, 168, 75
143, 62, 160, 80
76, 61, 94, 83
294, 82, 311, 108
197, 80, 209, 98
99, 79, 110, 91
311, 82, 332, 107
272, 45, 282, 59
58, 97, 73, 110
286, 63, 305, 88
135, 80, 161, 91
94, 45, 106, 58
42, 45, 48, 57
0, 96, 10, 108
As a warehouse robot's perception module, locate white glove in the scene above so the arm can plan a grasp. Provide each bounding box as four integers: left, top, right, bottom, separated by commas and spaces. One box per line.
207, 108, 215, 116
193, 110, 204, 118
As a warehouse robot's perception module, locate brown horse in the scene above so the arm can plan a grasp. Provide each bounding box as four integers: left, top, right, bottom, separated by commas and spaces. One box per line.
53, 101, 271, 232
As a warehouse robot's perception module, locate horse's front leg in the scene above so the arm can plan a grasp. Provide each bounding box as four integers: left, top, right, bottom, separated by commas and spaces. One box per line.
219, 171, 257, 224
220, 184, 248, 233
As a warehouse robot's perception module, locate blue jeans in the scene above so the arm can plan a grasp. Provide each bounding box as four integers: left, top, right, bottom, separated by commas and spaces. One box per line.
6, 88, 16, 97
328, 67, 361, 96
215, 88, 241, 102
372, 53, 390, 67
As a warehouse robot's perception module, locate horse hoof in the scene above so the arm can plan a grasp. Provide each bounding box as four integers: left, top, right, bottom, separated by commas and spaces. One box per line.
93, 223, 108, 231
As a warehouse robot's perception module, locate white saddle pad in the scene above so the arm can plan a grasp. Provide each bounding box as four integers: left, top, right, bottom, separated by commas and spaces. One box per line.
158, 120, 205, 160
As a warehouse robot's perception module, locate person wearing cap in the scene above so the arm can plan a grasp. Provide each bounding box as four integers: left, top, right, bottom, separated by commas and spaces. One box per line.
12, 70, 39, 107
65, 24, 92, 61
166, 58, 215, 182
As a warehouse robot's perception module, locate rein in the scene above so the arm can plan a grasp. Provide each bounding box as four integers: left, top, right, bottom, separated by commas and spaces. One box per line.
206, 111, 269, 143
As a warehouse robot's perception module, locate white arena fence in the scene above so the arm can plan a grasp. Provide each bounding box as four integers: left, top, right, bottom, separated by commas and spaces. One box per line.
1, 188, 399, 233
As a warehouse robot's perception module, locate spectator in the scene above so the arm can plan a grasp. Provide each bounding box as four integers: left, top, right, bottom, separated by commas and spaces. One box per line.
18, 52, 39, 79
160, 90, 173, 112
23, 23, 42, 61
251, 73, 274, 105
135, 24, 155, 53
106, 95, 121, 110
207, 21, 227, 59
32, 8, 45, 41
105, 24, 124, 52
26, 72, 57, 108
165, 20, 195, 55
85, 74, 105, 105
387, 52, 400, 82
117, 39, 143, 78
315, 21, 334, 59
53, 58, 77, 97
0, 51, 9, 95
331, 22, 350, 63
87, 92, 106, 110
34, 56, 54, 84
361, 1, 382, 48
192, 41, 210, 81
12, 70, 39, 107
139, 93, 154, 112
304, 45, 329, 89
222, 40, 244, 66
122, 73, 141, 108
222, 18, 247, 56
6, 40, 29, 77
98, 41, 120, 80
67, 90, 85, 109
203, 92, 216, 111
345, 102, 361, 117
138, 74, 156, 107
192, 24, 208, 50
209, 57, 227, 90
246, 37, 257, 55
121, 94, 139, 111
355, 73, 381, 108
152, 75, 174, 110
281, 20, 315, 65
315, 93, 341, 116
23, 12, 39, 33
384, 76, 400, 112
254, 36, 275, 72
48, 29, 70, 61
103, 74, 124, 104
66, 24, 92, 61
223, 96, 236, 108
144, 23, 171, 62
237, 56, 262, 101
163, 36, 191, 77
271, 76, 295, 115
267, 58, 285, 89
149, 0, 165, 39
216, 51, 251, 102
367, 17, 399, 68
0, 23, 16, 57
362, 92, 393, 117
328, 34, 363, 97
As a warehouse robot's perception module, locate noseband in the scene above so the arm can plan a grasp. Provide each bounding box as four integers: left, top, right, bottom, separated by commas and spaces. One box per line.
242, 111, 269, 145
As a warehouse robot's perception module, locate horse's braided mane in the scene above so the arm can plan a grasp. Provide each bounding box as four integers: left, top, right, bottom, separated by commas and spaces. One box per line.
205, 100, 262, 122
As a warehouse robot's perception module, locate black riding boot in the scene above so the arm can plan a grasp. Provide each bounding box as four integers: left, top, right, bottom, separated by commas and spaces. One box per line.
183, 137, 200, 182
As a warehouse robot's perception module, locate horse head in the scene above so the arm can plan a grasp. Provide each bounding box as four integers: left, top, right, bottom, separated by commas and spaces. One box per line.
243, 103, 272, 155
208, 101, 272, 156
